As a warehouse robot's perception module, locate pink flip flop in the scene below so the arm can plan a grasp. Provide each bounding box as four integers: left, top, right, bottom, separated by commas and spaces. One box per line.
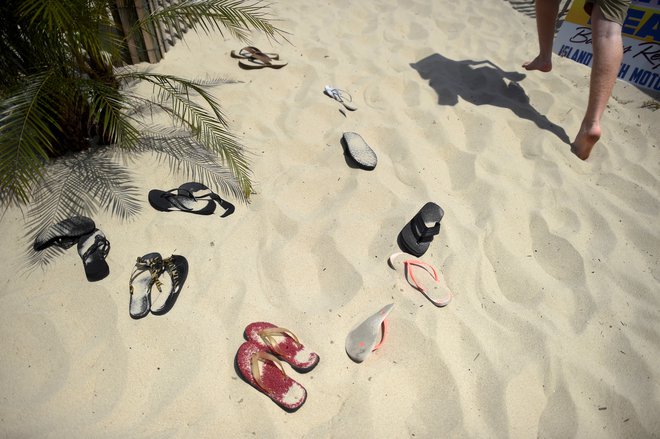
244, 322, 320, 372
388, 252, 452, 307
235, 341, 307, 412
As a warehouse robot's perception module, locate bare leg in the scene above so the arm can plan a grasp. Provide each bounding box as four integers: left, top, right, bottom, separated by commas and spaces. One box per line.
523, 0, 560, 72
571, 6, 623, 160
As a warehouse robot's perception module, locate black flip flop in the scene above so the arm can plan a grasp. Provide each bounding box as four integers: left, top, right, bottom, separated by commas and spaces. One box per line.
230, 46, 280, 60
129, 253, 164, 319
178, 182, 235, 217
151, 254, 188, 315
33, 216, 96, 251
398, 202, 444, 257
341, 132, 377, 170
77, 229, 110, 282
148, 187, 216, 215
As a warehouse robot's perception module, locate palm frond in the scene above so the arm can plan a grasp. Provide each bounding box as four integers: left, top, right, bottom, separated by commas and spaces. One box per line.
141, 132, 249, 202
0, 70, 59, 202
134, 0, 288, 43
121, 71, 253, 197
85, 78, 142, 149
18, 0, 120, 67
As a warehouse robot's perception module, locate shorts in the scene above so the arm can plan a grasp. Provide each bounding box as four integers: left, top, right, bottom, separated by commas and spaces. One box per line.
584, 0, 632, 25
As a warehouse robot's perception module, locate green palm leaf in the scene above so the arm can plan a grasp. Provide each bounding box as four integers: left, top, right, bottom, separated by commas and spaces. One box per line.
121, 71, 253, 197
135, 0, 288, 43
0, 71, 59, 202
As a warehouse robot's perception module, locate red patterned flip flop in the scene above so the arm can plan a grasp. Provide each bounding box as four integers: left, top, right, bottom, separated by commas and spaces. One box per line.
235, 341, 307, 412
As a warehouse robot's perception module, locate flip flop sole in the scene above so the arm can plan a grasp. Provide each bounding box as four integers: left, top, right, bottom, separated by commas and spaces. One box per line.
345, 303, 394, 363
129, 252, 162, 319
78, 229, 110, 282
238, 58, 288, 69
341, 132, 377, 170
235, 341, 307, 412
151, 255, 188, 315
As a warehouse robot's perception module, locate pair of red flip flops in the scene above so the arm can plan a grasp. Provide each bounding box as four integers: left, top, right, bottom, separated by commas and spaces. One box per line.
236, 322, 319, 412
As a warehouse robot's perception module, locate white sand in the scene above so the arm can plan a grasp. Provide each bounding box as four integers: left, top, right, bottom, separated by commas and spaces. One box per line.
1, 0, 659, 437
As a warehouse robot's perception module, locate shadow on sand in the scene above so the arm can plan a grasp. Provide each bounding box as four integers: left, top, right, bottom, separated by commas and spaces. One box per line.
411, 53, 570, 144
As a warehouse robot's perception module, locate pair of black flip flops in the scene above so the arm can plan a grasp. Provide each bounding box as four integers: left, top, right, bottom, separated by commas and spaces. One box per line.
148, 182, 235, 217
129, 252, 188, 319
398, 202, 444, 257
33, 216, 110, 282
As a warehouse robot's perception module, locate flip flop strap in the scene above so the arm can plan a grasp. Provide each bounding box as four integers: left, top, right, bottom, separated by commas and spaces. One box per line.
247, 51, 273, 65
412, 215, 440, 242
404, 259, 439, 293
258, 327, 301, 356
159, 188, 197, 211
240, 46, 267, 58
372, 318, 388, 351
82, 234, 110, 261
329, 88, 353, 104
163, 256, 181, 286
251, 350, 286, 392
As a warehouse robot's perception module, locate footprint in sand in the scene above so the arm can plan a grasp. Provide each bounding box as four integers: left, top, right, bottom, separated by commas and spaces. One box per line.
529, 213, 585, 284
529, 213, 595, 330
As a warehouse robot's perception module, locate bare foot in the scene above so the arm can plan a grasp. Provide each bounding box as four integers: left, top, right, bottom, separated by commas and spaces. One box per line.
522, 55, 552, 72
571, 122, 601, 160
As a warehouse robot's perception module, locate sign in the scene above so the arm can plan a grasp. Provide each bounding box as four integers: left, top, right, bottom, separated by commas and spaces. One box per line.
553, 0, 660, 91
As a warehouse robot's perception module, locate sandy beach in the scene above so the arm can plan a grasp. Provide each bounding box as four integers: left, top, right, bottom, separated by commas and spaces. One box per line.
1, 0, 659, 437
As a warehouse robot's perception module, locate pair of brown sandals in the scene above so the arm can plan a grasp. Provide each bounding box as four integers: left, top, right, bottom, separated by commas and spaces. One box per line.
230, 46, 287, 69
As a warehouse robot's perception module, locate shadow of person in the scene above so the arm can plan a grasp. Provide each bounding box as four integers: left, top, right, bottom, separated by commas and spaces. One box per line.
411, 53, 570, 144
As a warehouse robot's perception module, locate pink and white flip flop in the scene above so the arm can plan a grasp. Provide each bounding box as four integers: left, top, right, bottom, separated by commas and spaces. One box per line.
388, 252, 452, 307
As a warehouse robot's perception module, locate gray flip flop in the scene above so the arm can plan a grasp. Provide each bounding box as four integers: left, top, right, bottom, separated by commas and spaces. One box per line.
341, 132, 377, 170
345, 303, 394, 363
